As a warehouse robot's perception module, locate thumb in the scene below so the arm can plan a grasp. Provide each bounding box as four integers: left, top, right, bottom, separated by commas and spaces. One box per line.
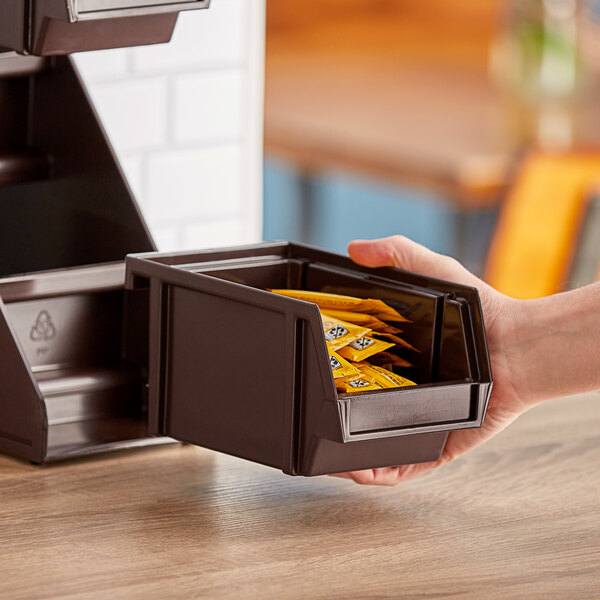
348, 235, 475, 284
348, 236, 505, 343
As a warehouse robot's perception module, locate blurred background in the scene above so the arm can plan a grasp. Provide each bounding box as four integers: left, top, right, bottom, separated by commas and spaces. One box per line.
76, 0, 600, 300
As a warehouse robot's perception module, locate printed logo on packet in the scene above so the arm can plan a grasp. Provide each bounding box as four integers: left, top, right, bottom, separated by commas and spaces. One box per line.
349, 337, 374, 350
325, 324, 348, 341
330, 355, 342, 370
349, 379, 371, 388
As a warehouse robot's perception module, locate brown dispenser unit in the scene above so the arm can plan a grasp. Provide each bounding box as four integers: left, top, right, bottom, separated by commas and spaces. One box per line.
124, 243, 492, 476
0, 0, 209, 462
0, 51, 173, 462
0, 0, 493, 473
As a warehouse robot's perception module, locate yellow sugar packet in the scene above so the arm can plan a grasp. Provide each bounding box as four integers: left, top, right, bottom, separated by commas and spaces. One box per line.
320, 309, 402, 334
367, 300, 410, 323
340, 376, 385, 393
269, 289, 409, 322
321, 314, 371, 352
354, 363, 394, 388
368, 352, 414, 369
328, 350, 360, 379
359, 363, 417, 388
371, 332, 420, 352
337, 336, 394, 362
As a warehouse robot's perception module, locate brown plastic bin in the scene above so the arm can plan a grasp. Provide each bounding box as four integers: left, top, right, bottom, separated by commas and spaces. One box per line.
125, 241, 493, 476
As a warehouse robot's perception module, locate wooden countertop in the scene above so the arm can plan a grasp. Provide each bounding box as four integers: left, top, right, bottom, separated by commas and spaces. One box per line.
1, 392, 598, 599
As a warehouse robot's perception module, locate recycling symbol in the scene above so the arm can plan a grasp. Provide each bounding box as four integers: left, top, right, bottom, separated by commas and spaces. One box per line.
30, 311, 57, 342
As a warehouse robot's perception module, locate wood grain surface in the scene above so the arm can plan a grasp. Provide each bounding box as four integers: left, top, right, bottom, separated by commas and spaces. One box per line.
0, 392, 598, 599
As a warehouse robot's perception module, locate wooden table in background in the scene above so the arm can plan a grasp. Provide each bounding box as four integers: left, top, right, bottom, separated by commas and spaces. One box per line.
264, 1, 600, 208
265, 2, 509, 208
1, 392, 598, 599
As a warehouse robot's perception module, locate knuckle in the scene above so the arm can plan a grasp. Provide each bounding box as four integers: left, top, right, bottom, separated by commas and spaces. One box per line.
390, 234, 408, 245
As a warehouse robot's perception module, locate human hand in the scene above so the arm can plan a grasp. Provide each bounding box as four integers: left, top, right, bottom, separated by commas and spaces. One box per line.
333, 235, 529, 486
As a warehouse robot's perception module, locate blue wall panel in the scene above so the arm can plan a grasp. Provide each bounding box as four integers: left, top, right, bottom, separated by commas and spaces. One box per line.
264, 159, 454, 255
308, 173, 454, 255
263, 159, 497, 275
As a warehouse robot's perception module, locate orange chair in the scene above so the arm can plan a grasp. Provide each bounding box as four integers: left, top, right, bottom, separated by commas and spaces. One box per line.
485, 151, 600, 299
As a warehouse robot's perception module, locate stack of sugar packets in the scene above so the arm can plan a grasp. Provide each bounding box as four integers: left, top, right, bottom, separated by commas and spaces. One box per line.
269, 290, 418, 393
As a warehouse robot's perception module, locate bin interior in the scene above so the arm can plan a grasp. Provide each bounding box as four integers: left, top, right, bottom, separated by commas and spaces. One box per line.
173, 255, 475, 389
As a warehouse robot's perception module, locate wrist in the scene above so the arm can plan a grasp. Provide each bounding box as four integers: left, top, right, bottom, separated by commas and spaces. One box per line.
488, 294, 537, 410
499, 283, 600, 406
498, 297, 540, 409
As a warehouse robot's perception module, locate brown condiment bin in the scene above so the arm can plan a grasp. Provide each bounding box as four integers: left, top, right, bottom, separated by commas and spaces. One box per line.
124, 242, 493, 476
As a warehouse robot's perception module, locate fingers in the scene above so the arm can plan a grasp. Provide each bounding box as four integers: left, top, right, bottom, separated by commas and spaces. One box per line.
347, 238, 402, 268
330, 469, 398, 486
348, 235, 451, 277
348, 236, 485, 292
330, 461, 442, 486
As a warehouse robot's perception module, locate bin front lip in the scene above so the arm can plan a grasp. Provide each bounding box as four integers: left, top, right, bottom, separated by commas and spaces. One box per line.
337, 381, 493, 442
340, 410, 489, 441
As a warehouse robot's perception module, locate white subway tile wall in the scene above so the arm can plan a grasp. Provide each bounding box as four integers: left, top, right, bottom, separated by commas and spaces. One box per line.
145, 145, 243, 222
74, 0, 264, 251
